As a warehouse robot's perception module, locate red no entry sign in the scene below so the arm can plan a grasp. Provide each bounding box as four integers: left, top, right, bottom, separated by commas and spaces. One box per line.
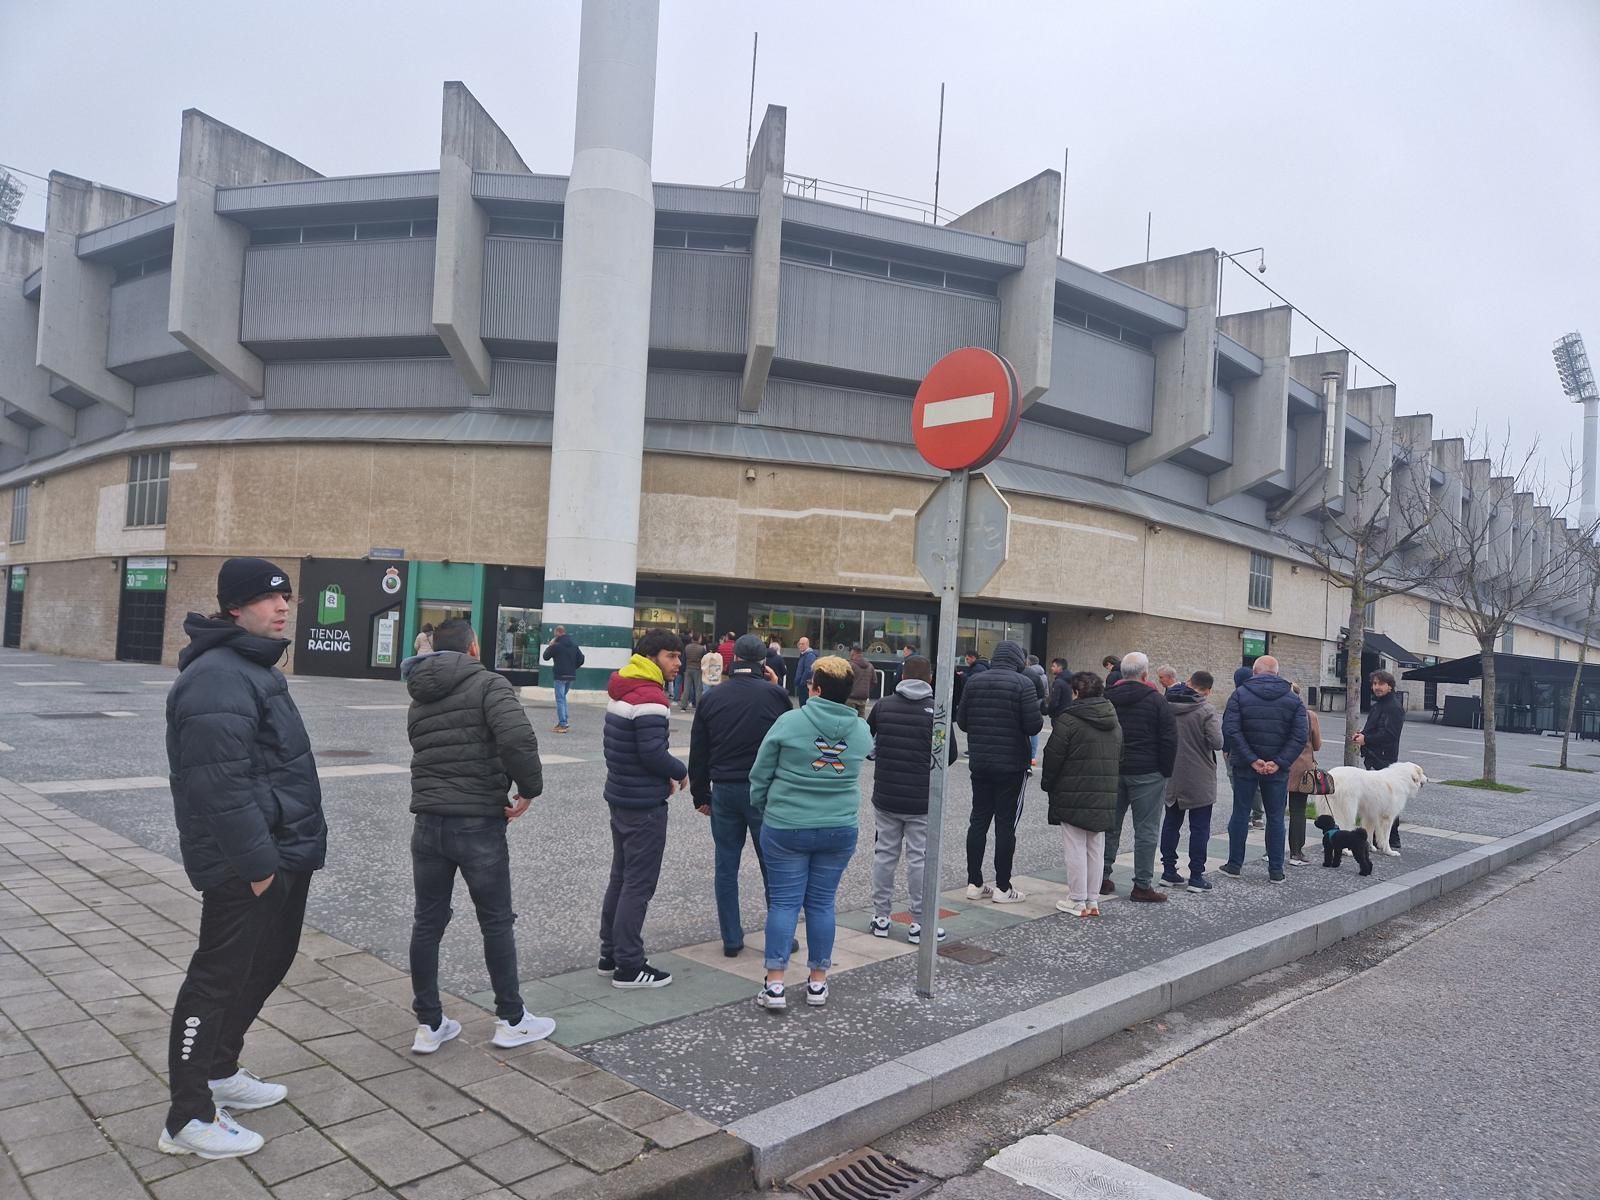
912, 347, 1021, 472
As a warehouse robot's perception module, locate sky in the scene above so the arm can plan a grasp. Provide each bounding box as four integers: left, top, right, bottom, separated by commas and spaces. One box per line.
3, 0, 1598, 474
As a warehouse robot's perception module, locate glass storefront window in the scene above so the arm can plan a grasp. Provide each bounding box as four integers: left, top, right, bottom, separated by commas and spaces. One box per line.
954, 617, 1032, 659
495, 606, 540, 670
862, 610, 930, 656
822, 608, 864, 653
633, 597, 717, 644
749, 603, 822, 653
419, 602, 471, 653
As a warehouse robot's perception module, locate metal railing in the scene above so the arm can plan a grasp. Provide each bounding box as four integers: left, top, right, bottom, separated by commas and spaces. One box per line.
720, 171, 959, 225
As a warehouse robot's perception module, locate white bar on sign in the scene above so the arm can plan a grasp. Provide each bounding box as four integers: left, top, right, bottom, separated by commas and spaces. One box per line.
922, 391, 995, 428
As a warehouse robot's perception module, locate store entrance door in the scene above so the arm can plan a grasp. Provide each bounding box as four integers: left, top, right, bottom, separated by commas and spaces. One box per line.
3, 567, 24, 649
116, 558, 168, 664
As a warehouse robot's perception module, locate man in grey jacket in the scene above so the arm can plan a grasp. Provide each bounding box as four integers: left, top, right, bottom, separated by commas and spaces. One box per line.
405, 619, 549, 1054
1159, 671, 1224, 891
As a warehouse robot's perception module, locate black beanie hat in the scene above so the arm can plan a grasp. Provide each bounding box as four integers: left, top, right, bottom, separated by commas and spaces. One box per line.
734, 633, 767, 663
217, 557, 294, 612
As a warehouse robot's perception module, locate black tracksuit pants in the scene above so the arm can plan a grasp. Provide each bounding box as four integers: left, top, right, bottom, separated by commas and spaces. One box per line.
967, 770, 1027, 893
165, 870, 311, 1134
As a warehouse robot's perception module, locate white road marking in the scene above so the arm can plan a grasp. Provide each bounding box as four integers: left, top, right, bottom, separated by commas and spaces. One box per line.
1404, 824, 1497, 845
14, 681, 84, 687
142, 680, 172, 686
922, 390, 995, 428
987, 1134, 1213, 1199
29, 762, 410, 793
1412, 749, 1471, 760
347, 704, 409, 711
540, 754, 586, 765
318, 764, 408, 779
102, 711, 137, 718
0, 741, 14, 752
1440, 737, 1484, 746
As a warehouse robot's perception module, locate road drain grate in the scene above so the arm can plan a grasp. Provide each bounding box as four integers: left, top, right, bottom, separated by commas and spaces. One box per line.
791, 1149, 935, 1200
938, 942, 1000, 965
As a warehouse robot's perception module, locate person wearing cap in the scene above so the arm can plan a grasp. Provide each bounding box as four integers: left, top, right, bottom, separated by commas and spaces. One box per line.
159, 559, 326, 1161
688, 634, 792, 956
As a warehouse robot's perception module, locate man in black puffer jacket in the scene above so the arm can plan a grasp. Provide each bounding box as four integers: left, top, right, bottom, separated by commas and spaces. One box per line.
1221, 655, 1309, 881
956, 640, 1043, 904
867, 656, 952, 943
689, 635, 791, 956
404, 618, 549, 1054
161, 559, 325, 1161
1101, 651, 1177, 904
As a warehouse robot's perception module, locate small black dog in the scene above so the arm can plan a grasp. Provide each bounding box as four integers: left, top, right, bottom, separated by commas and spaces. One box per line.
1315, 814, 1373, 876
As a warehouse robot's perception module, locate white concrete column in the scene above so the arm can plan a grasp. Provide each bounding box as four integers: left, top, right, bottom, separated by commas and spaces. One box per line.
541, 0, 660, 686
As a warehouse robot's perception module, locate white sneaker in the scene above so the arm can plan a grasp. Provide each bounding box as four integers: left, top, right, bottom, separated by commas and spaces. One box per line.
805, 981, 829, 1007
208, 1069, 286, 1112
1055, 899, 1087, 916
158, 1109, 264, 1159
411, 1016, 462, 1055
907, 923, 946, 944
965, 883, 994, 900
757, 982, 786, 1010
492, 1010, 557, 1048
991, 887, 1027, 904
869, 916, 890, 938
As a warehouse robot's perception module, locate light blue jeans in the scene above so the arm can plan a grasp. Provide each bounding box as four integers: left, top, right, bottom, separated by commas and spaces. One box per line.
760, 824, 858, 971
554, 678, 571, 727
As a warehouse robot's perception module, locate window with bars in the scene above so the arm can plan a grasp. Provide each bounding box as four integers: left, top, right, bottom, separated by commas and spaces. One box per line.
1428, 601, 1441, 642
1247, 552, 1273, 611
8, 486, 26, 544
126, 451, 170, 528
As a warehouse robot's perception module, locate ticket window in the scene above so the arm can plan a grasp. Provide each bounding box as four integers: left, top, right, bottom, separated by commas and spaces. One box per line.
495, 606, 540, 670
418, 603, 472, 654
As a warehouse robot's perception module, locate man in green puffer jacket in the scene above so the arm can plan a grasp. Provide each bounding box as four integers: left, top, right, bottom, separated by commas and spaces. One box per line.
1040, 671, 1122, 917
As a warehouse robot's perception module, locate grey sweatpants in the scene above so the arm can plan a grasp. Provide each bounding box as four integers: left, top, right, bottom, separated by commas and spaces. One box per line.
599, 804, 669, 972
871, 808, 929, 923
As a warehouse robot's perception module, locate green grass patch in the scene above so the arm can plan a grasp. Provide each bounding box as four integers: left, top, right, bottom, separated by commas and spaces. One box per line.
1441, 778, 1530, 793
1531, 763, 1596, 774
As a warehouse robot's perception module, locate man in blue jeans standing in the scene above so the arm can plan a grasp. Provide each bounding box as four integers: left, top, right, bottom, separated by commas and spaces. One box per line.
404, 619, 553, 1053
1219, 654, 1309, 883
542, 624, 585, 734
689, 635, 792, 955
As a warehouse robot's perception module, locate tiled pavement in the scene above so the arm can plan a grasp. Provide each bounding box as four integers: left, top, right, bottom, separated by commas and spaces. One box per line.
0, 776, 748, 1200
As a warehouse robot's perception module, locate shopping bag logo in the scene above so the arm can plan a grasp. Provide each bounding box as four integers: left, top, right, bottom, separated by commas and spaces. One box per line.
319, 585, 346, 624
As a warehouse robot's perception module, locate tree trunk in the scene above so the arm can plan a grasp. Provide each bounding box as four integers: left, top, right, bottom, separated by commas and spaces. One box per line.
1480, 636, 1498, 784
1345, 588, 1367, 766
1559, 576, 1598, 770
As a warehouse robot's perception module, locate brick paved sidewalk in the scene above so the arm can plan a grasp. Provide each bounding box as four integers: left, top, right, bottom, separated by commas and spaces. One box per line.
0, 776, 750, 1200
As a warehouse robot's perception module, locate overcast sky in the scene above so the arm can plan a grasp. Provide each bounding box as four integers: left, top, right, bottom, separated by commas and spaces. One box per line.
4, 0, 1597, 480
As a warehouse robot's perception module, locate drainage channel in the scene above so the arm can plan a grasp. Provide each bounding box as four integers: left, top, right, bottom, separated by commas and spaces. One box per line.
790, 1149, 936, 1200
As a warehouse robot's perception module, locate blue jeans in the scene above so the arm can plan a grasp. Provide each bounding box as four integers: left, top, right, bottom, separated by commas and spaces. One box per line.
759, 824, 858, 971
554, 678, 571, 727
1029, 733, 1039, 761
1160, 803, 1213, 880
410, 814, 523, 1025
1227, 773, 1289, 872
710, 782, 771, 950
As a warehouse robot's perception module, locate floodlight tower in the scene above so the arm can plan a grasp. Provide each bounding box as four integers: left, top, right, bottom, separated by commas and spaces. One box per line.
1554, 332, 1599, 532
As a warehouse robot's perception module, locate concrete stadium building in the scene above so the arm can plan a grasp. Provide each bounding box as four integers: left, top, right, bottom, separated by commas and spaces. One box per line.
3, 10, 1597, 719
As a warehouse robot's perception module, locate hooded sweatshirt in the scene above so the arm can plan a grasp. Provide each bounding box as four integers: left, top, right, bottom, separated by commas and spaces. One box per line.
1164, 690, 1223, 809
166, 613, 325, 891
748, 696, 870, 829
603, 654, 687, 808
403, 650, 542, 817
956, 640, 1044, 776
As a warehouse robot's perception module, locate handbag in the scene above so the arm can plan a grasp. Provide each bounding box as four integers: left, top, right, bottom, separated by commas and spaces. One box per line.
1299, 766, 1335, 796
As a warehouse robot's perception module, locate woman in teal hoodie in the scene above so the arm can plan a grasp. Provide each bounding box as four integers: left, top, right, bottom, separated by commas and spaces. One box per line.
748, 655, 870, 1012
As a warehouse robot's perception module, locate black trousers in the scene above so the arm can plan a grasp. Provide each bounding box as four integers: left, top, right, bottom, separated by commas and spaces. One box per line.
166, 870, 310, 1134
967, 771, 1026, 892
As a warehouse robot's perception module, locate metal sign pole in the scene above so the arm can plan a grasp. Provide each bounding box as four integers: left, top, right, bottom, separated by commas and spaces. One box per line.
917, 467, 967, 998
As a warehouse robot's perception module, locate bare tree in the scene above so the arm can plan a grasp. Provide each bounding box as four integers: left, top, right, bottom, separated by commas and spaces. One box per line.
1558, 535, 1600, 770
1422, 428, 1587, 783
1275, 417, 1446, 764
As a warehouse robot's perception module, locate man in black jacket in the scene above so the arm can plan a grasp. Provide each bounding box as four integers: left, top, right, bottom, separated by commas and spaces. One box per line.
1101, 651, 1178, 903
1045, 657, 1072, 718
867, 656, 947, 943
160, 559, 326, 1161
405, 619, 549, 1054
689, 634, 792, 955
541, 625, 586, 734
956, 640, 1043, 904
1356, 670, 1406, 849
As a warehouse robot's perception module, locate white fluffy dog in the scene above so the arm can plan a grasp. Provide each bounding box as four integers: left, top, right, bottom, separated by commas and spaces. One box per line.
1321, 762, 1428, 857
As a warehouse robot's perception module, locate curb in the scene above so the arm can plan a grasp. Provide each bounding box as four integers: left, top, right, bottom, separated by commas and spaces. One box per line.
727, 800, 1600, 1184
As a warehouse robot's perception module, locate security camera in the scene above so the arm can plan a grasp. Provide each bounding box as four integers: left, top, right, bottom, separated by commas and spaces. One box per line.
1104, 612, 1115, 622
1256, 258, 1267, 274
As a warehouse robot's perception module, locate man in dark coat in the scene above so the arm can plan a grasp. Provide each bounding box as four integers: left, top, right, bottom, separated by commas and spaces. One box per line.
1045, 657, 1073, 718
689, 635, 792, 955
541, 625, 586, 734
1220, 655, 1310, 881
160, 559, 326, 1161
867, 655, 949, 943
1100, 652, 1178, 903
956, 640, 1042, 904
1356, 669, 1406, 848
793, 636, 817, 707
405, 619, 548, 1055
1103, 655, 1124, 686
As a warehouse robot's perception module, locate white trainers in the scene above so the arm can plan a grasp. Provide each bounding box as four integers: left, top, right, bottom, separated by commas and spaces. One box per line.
805, 981, 829, 1007
869, 916, 890, 938
207, 1069, 286, 1112
757, 982, 786, 1010
492, 1010, 557, 1048
1055, 899, 1087, 916
965, 883, 994, 900
412, 1016, 462, 1055
991, 887, 1027, 904
907, 923, 946, 944
158, 1109, 264, 1159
